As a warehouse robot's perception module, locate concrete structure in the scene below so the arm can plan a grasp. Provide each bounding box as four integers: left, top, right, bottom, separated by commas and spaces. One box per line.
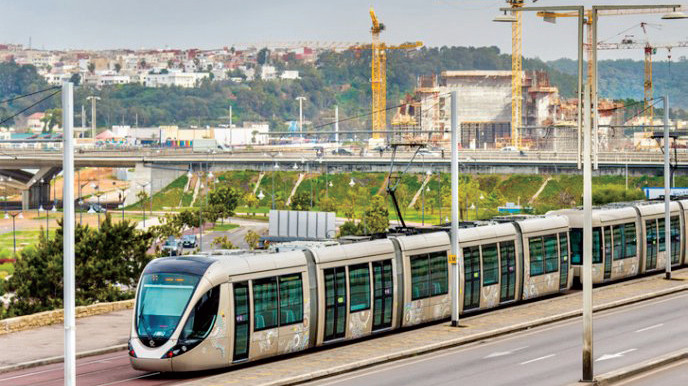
143, 71, 209, 88
211, 124, 270, 146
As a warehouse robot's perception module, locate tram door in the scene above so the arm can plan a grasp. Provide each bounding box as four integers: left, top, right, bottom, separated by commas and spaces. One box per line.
499, 242, 516, 302
646, 220, 657, 270
324, 267, 347, 341
463, 246, 481, 311
603, 227, 612, 280
232, 282, 250, 362
559, 233, 569, 290
372, 260, 393, 331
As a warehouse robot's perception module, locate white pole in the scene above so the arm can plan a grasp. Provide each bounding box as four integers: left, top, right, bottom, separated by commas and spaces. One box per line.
229, 105, 233, 146
335, 105, 339, 145
664, 95, 671, 280
450, 91, 460, 327
296, 96, 306, 139
91, 97, 96, 139
582, 82, 594, 382
81, 105, 85, 131
62, 82, 76, 386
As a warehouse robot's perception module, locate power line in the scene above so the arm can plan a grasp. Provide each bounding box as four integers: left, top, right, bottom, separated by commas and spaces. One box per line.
0, 89, 61, 128
0, 86, 61, 105
311, 103, 405, 130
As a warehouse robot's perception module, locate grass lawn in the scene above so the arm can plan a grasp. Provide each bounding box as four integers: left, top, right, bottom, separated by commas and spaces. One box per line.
0, 261, 14, 278
0, 230, 54, 253
211, 223, 240, 232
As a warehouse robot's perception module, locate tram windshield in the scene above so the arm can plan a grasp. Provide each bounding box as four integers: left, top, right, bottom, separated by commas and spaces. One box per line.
136, 273, 200, 346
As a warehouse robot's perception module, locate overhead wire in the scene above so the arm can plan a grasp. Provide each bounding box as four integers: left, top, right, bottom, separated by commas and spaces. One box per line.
0, 86, 61, 105
0, 89, 61, 128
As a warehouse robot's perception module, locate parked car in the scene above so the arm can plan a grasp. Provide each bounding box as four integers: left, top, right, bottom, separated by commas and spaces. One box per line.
418, 148, 441, 157
162, 238, 183, 256
331, 148, 353, 156
89, 204, 107, 213
181, 234, 198, 248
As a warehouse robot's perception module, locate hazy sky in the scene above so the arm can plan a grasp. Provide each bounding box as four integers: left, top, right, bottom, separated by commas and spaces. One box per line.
2, 0, 687, 61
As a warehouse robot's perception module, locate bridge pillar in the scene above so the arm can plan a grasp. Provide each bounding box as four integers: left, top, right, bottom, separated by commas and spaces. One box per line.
20, 167, 61, 211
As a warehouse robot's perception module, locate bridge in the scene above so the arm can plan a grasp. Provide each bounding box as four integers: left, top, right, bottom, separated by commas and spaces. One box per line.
2, 148, 686, 210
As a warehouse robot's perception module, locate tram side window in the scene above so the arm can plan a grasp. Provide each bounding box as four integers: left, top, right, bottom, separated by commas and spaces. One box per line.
570, 229, 583, 265
482, 244, 498, 285
429, 251, 449, 296
180, 285, 220, 341
544, 235, 559, 273
279, 274, 304, 325
529, 237, 544, 276
349, 264, 371, 312
658, 219, 666, 252
592, 227, 602, 264
411, 252, 448, 300
253, 277, 278, 331
671, 216, 681, 260
613, 225, 624, 260
625, 223, 636, 258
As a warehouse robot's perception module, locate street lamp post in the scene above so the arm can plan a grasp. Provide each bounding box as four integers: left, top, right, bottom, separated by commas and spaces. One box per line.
86, 96, 101, 139
296, 96, 306, 138
136, 181, 150, 228
7, 212, 23, 257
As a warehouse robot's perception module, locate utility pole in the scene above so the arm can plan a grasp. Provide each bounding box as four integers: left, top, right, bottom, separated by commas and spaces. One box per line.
450, 91, 460, 327
663, 95, 671, 279
582, 83, 593, 382
62, 81, 76, 386
296, 96, 306, 138
335, 105, 339, 145
229, 105, 233, 146
81, 105, 86, 132
87, 96, 100, 139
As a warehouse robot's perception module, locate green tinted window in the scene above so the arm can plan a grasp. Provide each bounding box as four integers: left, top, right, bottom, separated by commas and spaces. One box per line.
671, 216, 681, 262
592, 227, 602, 264
349, 264, 371, 312
613, 225, 624, 260
559, 232, 569, 262
429, 251, 449, 296
411, 254, 429, 300
529, 237, 544, 276
625, 222, 636, 258
544, 235, 559, 273
570, 229, 583, 265
279, 274, 303, 325
253, 277, 278, 331
658, 218, 666, 252
482, 244, 499, 285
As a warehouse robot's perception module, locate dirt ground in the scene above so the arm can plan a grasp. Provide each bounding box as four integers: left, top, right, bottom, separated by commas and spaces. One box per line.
6, 167, 129, 202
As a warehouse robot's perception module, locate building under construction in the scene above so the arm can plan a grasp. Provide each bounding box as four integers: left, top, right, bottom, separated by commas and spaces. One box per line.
392, 70, 560, 149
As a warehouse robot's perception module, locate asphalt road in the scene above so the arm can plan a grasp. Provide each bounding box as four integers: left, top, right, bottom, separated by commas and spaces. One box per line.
306, 292, 688, 386
619, 359, 688, 385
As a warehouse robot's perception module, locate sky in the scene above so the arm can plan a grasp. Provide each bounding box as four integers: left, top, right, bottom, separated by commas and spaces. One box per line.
1, 0, 687, 61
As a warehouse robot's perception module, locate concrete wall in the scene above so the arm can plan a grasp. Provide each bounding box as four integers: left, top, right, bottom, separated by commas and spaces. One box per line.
124, 163, 186, 206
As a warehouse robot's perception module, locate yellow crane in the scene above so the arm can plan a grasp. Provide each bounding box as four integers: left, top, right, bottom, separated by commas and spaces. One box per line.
597, 23, 688, 123
362, 7, 422, 140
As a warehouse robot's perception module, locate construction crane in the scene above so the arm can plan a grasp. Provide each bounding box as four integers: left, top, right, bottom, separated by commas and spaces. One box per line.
508, 1, 525, 149
597, 23, 688, 123
358, 7, 422, 142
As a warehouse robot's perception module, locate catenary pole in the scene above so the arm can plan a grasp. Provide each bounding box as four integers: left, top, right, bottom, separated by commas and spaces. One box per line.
62, 82, 76, 386
664, 95, 671, 279
450, 91, 460, 327
582, 83, 594, 382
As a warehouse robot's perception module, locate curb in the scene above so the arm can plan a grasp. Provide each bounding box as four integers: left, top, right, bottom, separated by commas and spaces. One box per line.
0, 344, 127, 375
594, 348, 688, 386
258, 283, 688, 386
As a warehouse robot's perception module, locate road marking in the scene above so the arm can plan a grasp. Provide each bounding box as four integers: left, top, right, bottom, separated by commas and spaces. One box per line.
596, 348, 637, 362
484, 346, 529, 359
635, 323, 663, 333
520, 354, 555, 365
97, 371, 160, 385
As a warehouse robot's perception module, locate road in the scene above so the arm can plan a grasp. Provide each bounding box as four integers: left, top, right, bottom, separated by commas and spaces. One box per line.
198, 217, 267, 250
306, 292, 688, 386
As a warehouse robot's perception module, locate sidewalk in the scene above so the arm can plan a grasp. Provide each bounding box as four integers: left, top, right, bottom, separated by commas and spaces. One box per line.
0, 269, 686, 381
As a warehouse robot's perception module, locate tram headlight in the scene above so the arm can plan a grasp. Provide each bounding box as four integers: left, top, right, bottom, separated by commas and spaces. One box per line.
160, 339, 201, 359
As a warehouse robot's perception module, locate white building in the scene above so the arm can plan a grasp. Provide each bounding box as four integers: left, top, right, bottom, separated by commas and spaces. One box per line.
144, 71, 209, 88
213, 124, 269, 146
280, 70, 300, 80
98, 74, 131, 86
260, 65, 277, 80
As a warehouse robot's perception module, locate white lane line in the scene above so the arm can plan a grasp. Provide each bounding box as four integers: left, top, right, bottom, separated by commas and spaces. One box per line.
0, 355, 124, 382
484, 346, 529, 359
520, 354, 555, 365
635, 323, 664, 333
96, 371, 160, 386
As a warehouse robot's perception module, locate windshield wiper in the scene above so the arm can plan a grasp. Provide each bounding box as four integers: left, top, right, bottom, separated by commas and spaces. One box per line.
137, 302, 154, 343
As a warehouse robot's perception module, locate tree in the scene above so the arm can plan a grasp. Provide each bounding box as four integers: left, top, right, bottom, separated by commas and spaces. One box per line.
339, 220, 362, 237
362, 195, 389, 234
244, 193, 259, 215
318, 196, 337, 213
290, 191, 311, 211
244, 230, 260, 250
4, 216, 153, 317
257, 48, 270, 65
40, 108, 62, 133
136, 190, 150, 214
87, 62, 95, 74
69, 73, 81, 86
212, 235, 237, 249
207, 185, 241, 221
114, 63, 122, 73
